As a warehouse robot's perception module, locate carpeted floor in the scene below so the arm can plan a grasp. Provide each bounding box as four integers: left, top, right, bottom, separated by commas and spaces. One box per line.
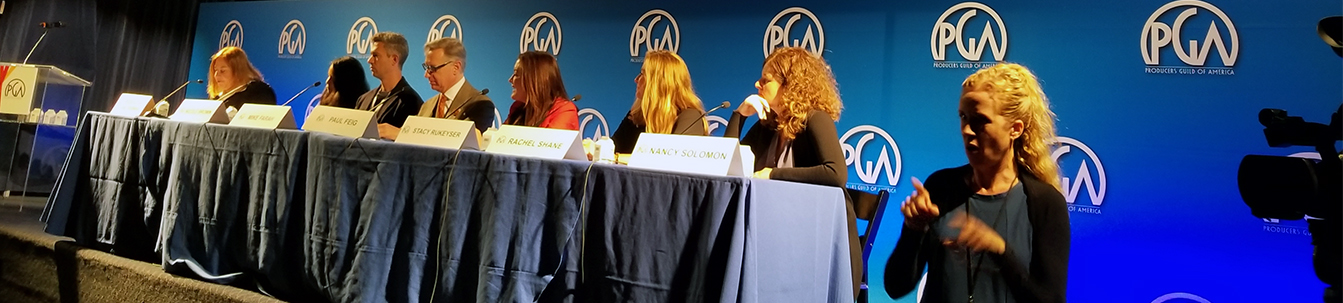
0, 196, 285, 303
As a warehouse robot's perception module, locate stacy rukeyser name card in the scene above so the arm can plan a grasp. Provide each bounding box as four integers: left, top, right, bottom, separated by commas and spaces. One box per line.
228, 104, 296, 129
170, 98, 228, 123
302, 105, 376, 138
484, 125, 584, 160
395, 116, 479, 150
627, 133, 747, 177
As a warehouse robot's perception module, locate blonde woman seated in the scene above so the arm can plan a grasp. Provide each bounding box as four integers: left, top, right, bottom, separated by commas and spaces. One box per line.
208, 46, 276, 113
604, 50, 708, 163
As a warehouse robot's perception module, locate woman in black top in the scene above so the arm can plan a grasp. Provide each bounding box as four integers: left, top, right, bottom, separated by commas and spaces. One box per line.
723, 47, 859, 296
207, 46, 276, 111
319, 56, 369, 109
723, 47, 845, 186
886, 63, 1069, 303
609, 50, 707, 156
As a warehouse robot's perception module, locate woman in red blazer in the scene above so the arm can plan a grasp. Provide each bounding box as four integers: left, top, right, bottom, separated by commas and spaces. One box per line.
503, 51, 579, 130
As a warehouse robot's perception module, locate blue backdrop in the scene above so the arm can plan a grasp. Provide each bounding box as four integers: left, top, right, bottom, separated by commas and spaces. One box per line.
186, 0, 1341, 302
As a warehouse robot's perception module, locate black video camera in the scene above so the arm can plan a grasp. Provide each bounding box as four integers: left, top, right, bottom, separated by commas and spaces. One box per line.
1238, 106, 1341, 221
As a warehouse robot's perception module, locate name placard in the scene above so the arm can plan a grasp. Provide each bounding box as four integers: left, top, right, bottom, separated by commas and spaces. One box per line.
395, 116, 480, 150
170, 98, 228, 123
228, 104, 296, 129
627, 133, 748, 177
302, 105, 376, 138
109, 93, 153, 117
484, 125, 584, 160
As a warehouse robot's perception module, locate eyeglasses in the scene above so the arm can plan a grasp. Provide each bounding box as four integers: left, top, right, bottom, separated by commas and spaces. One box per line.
422, 60, 456, 73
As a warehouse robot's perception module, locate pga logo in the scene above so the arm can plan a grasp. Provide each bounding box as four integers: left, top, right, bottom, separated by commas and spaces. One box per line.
4, 79, 25, 98
304, 94, 321, 119
577, 108, 610, 140
492, 108, 503, 130
1051, 137, 1107, 213
931, 2, 1007, 67
427, 14, 463, 43
764, 7, 824, 58
1151, 292, 1212, 303
840, 125, 902, 189
4, 78, 25, 98
278, 19, 305, 59
347, 17, 378, 57
520, 12, 562, 55
219, 20, 244, 50
1141, 0, 1238, 68
630, 9, 679, 61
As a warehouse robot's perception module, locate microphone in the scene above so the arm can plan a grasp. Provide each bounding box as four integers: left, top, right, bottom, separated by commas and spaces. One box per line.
23, 21, 64, 64
480, 88, 489, 95
145, 79, 202, 117
675, 101, 731, 135
572, 94, 582, 102
162, 79, 203, 103
281, 81, 322, 106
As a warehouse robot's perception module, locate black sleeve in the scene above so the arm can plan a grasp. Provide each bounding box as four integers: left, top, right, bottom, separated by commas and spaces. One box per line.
885, 223, 932, 298
725, 112, 770, 171
672, 108, 706, 136
463, 96, 496, 133
353, 90, 375, 110
724, 111, 745, 138
885, 167, 970, 300
221, 81, 277, 110
610, 111, 641, 154
248, 81, 277, 105
383, 93, 423, 128
768, 113, 847, 187
993, 186, 1070, 303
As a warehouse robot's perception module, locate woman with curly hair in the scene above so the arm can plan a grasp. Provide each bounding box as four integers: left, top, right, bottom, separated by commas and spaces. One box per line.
723, 47, 859, 296
724, 47, 845, 185
885, 63, 1069, 303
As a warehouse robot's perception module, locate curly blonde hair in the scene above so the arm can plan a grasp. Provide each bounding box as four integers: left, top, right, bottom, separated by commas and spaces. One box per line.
962, 63, 1062, 191
763, 47, 842, 141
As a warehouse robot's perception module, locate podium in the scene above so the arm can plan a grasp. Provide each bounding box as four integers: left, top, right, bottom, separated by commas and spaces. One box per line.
0, 63, 90, 198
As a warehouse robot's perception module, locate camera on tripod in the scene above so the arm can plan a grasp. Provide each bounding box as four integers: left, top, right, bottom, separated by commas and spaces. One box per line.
1238, 104, 1342, 303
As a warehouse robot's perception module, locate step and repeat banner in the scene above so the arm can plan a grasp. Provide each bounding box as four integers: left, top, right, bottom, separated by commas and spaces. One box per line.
187, 0, 1340, 302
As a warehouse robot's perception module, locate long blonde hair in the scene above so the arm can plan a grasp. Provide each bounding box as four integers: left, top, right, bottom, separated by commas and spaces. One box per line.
962, 63, 1062, 191
207, 46, 264, 98
631, 50, 705, 134
763, 47, 842, 141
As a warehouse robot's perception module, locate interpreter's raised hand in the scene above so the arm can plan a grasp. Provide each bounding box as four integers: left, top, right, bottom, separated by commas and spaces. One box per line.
944, 211, 1007, 254
900, 177, 939, 230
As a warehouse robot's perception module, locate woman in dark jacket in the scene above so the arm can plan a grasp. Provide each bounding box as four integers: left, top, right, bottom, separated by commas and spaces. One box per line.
886, 63, 1070, 303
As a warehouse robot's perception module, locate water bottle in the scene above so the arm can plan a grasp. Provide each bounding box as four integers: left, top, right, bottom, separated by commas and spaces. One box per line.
596, 136, 616, 164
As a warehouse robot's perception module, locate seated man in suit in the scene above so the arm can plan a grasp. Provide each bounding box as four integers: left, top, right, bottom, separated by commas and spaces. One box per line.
359, 32, 424, 139
377, 37, 494, 139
